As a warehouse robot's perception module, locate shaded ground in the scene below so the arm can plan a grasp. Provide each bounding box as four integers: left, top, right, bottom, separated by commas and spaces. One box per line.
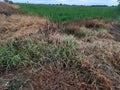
0, 3, 120, 90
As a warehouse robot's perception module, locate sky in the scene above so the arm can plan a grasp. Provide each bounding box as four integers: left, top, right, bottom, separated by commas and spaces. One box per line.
1, 0, 119, 6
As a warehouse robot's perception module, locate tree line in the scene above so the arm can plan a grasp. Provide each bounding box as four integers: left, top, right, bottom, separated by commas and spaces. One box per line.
4, 0, 13, 4
3, 0, 120, 7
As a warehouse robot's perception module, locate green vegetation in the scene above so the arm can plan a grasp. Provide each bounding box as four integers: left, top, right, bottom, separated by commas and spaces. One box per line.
4, 79, 21, 90
77, 30, 87, 37
0, 36, 82, 71
118, 0, 120, 9
19, 4, 120, 22
98, 28, 106, 33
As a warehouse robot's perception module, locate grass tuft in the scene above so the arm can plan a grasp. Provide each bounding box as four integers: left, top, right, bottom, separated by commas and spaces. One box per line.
0, 35, 83, 71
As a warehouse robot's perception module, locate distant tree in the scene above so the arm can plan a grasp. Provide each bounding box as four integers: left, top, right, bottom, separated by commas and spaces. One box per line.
118, 0, 120, 9
118, 0, 120, 5
8, 1, 13, 4
60, 3, 62, 6
4, 0, 13, 4
91, 5, 108, 7
4, 0, 9, 2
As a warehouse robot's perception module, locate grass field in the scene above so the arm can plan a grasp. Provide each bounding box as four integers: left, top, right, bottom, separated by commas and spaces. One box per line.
19, 4, 120, 22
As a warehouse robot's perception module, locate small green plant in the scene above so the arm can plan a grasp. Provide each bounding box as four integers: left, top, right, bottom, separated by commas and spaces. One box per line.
4, 80, 21, 90
37, 35, 82, 67
98, 28, 106, 33
76, 30, 87, 37
0, 41, 28, 71
0, 38, 39, 71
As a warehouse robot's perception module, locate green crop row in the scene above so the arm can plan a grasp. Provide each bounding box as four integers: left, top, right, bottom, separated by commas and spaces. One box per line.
19, 4, 120, 22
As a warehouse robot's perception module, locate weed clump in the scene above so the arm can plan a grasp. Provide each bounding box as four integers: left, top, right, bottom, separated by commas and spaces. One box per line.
0, 35, 82, 72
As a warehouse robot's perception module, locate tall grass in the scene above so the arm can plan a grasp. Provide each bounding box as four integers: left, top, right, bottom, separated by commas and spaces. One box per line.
19, 4, 120, 22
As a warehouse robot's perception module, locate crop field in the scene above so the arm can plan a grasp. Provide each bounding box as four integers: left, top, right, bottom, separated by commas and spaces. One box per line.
0, 2, 120, 90
19, 4, 120, 22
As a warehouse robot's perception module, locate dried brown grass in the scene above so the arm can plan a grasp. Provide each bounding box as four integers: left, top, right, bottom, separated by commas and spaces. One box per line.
0, 14, 53, 44
63, 19, 114, 30
26, 65, 113, 90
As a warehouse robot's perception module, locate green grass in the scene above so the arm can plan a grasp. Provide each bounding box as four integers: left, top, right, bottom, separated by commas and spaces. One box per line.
19, 4, 120, 22
0, 36, 83, 71
98, 28, 107, 33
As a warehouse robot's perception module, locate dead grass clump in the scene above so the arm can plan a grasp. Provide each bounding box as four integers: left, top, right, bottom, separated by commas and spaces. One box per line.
63, 27, 90, 38
0, 14, 55, 44
63, 19, 113, 30
63, 26, 114, 42
78, 39, 120, 89
19, 60, 113, 90
107, 51, 120, 71
49, 33, 63, 43
62, 19, 117, 40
